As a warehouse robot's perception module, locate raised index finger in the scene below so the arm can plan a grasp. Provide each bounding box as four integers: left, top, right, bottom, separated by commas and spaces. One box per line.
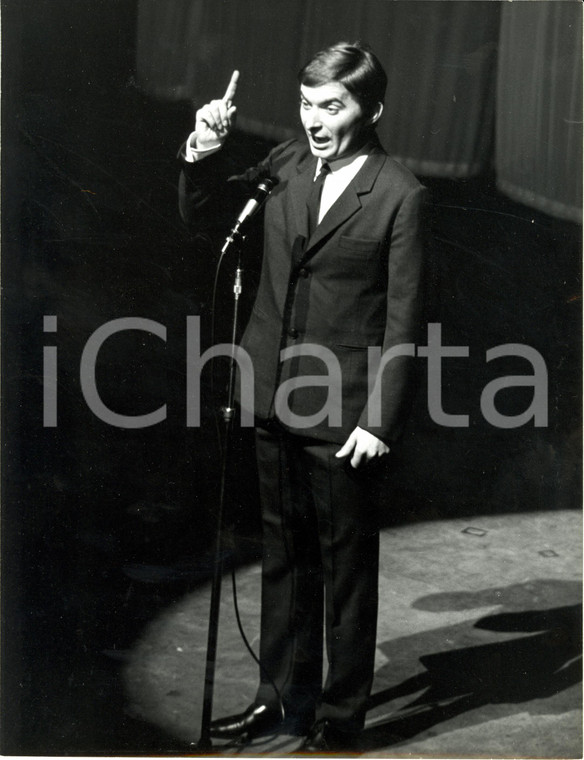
222, 70, 239, 105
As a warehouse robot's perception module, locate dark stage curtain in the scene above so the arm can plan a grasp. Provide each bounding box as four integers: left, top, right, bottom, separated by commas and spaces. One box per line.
496, 1, 582, 224
136, 0, 582, 221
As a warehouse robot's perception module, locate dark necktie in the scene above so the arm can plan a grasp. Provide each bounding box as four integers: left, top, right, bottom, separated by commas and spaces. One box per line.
307, 162, 330, 236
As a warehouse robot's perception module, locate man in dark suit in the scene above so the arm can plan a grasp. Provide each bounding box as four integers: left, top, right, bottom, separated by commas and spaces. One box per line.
179, 42, 426, 752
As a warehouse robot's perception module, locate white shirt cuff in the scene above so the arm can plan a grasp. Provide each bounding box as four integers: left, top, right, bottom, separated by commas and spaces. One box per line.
184, 131, 222, 162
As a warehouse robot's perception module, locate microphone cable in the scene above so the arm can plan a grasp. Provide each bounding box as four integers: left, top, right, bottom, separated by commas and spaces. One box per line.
206, 200, 286, 729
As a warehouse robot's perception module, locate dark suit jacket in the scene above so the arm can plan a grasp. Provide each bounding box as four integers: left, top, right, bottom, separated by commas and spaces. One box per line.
180, 137, 426, 445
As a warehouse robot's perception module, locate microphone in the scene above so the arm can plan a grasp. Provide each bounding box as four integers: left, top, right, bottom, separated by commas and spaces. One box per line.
222, 178, 276, 253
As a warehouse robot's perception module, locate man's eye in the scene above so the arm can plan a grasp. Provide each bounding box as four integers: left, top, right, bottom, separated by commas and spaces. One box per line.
300, 100, 310, 110
327, 107, 339, 114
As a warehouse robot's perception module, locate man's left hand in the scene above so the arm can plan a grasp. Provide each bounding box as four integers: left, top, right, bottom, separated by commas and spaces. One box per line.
335, 427, 390, 469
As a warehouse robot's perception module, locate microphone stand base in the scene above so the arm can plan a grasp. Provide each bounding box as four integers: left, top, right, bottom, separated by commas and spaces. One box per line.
195, 738, 212, 751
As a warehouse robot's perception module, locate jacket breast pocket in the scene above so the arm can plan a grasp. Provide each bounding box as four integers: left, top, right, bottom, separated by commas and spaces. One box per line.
338, 235, 380, 254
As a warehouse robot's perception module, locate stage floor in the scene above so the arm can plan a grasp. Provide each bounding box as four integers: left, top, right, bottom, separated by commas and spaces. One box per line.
123, 509, 582, 758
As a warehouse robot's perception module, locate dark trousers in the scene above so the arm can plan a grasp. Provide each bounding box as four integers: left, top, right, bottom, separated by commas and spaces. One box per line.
253, 424, 380, 732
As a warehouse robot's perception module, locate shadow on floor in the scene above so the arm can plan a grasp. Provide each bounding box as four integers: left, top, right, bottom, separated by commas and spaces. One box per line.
362, 579, 582, 752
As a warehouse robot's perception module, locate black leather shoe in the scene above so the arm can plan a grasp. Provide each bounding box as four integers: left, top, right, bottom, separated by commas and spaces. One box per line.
294, 719, 358, 753
209, 702, 283, 740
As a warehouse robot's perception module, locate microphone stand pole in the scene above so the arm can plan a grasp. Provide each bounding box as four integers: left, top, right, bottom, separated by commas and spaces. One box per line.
197, 233, 245, 751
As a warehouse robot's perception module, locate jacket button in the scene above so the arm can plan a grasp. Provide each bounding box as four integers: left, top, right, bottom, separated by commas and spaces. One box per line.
288, 327, 299, 339
299, 267, 310, 278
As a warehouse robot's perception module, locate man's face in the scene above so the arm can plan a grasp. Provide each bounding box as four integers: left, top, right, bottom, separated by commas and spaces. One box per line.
300, 81, 370, 162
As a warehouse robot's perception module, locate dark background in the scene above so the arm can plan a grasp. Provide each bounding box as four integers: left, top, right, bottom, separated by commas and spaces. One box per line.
2, 0, 581, 754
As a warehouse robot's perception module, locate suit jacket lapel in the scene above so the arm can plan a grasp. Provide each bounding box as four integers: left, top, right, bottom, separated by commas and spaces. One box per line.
287, 153, 317, 241
302, 147, 387, 256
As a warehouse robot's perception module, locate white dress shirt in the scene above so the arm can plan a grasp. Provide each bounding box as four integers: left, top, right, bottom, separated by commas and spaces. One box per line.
315, 151, 369, 224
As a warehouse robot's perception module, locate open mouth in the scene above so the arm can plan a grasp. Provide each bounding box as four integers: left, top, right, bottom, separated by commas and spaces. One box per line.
309, 134, 330, 148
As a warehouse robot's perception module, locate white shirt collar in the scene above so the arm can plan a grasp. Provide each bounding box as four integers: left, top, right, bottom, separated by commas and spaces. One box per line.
315, 142, 372, 177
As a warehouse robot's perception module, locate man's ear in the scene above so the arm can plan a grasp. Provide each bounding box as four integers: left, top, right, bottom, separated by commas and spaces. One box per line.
368, 102, 384, 126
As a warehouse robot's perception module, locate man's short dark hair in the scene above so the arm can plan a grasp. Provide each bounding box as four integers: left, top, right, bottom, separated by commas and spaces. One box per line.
298, 41, 387, 117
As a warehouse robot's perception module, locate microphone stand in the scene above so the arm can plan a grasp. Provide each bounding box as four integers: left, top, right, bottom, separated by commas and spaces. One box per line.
197, 230, 245, 751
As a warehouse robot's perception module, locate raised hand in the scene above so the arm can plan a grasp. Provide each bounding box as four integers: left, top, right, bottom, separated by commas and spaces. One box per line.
194, 70, 239, 150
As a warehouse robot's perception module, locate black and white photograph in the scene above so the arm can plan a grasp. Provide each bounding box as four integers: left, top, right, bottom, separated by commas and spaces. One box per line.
2, 1, 582, 757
